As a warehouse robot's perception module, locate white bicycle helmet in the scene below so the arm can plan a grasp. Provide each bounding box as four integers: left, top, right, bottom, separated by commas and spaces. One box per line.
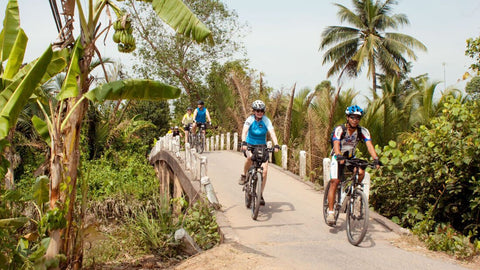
252, 100, 266, 111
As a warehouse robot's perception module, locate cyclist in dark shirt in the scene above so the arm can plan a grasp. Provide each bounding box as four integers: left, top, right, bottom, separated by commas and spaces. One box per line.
327, 105, 380, 225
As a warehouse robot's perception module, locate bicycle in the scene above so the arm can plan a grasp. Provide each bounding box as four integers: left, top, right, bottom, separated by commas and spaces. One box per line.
191, 122, 207, 154
323, 157, 379, 246
243, 145, 272, 220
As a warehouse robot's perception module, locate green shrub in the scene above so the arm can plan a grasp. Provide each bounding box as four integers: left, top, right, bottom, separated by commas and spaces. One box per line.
82, 149, 158, 201
181, 199, 220, 250
370, 97, 480, 257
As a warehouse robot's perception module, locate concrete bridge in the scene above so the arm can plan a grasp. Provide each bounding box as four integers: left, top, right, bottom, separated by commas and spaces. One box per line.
149, 135, 468, 270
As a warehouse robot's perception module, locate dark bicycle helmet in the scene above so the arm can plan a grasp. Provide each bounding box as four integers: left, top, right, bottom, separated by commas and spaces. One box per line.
197, 100, 204, 105
252, 100, 266, 111
345, 105, 364, 117
187, 106, 193, 111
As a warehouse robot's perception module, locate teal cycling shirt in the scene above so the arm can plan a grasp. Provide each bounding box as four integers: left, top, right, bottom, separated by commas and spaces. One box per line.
195, 107, 207, 123
244, 115, 274, 145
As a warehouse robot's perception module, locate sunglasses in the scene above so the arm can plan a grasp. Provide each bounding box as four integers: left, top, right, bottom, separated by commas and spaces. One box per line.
349, 116, 361, 120
254, 109, 265, 113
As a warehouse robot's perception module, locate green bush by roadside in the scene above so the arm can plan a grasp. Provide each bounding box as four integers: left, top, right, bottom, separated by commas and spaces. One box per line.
370, 97, 480, 258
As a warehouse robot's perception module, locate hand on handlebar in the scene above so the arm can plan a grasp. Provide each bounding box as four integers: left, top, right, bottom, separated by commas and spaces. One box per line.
241, 141, 248, 152
373, 158, 383, 168
274, 144, 280, 153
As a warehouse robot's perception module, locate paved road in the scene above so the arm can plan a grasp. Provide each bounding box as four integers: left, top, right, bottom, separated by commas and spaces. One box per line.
204, 151, 467, 270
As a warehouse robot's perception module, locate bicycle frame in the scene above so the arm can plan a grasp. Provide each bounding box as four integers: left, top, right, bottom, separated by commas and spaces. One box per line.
323, 157, 375, 246
243, 145, 272, 220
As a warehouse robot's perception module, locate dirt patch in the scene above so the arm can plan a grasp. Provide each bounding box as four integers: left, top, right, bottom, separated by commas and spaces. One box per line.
172, 242, 285, 270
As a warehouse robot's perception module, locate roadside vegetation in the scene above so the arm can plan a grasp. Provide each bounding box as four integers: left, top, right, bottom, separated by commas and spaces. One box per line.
1, 0, 480, 268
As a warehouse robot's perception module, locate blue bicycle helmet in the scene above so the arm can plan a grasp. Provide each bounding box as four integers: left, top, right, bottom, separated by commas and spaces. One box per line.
345, 105, 364, 117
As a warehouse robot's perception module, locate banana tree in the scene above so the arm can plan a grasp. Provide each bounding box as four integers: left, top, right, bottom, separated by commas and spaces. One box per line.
0, 0, 68, 189
42, 0, 212, 268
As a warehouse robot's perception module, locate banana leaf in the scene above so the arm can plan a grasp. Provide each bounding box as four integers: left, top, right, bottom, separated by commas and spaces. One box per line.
0, 0, 20, 61
84, 79, 181, 102
57, 40, 82, 100
0, 46, 53, 139
33, 175, 49, 207
3, 27, 27, 79
32, 115, 50, 147
151, 0, 213, 44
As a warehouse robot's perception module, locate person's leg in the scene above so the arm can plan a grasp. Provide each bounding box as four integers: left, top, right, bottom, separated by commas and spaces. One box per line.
239, 154, 252, 185
261, 162, 268, 193
358, 168, 365, 183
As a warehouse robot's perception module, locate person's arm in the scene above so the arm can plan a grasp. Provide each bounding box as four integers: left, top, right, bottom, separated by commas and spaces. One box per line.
181, 114, 186, 125
268, 129, 280, 152
192, 109, 197, 122
206, 109, 211, 123
241, 125, 249, 151
365, 140, 380, 168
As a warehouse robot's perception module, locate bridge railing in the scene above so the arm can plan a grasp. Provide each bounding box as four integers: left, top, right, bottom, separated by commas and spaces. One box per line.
149, 134, 220, 208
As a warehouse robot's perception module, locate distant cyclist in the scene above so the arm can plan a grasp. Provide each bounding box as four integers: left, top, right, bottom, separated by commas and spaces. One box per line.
172, 126, 181, 137
182, 106, 195, 143
239, 100, 280, 206
326, 105, 380, 225
192, 100, 212, 135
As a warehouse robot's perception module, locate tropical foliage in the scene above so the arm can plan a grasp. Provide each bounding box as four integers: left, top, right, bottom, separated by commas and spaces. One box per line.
2, 0, 480, 266
370, 97, 480, 257
320, 0, 427, 92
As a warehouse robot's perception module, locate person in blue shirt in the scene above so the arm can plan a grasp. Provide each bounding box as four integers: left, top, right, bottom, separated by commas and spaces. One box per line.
239, 100, 280, 206
192, 100, 212, 135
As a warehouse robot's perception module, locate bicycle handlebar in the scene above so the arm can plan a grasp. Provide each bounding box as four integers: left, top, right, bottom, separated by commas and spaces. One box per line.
336, 156, 383, 169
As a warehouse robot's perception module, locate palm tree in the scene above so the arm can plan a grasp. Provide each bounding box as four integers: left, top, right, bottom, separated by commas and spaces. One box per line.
320, 0, 427, 93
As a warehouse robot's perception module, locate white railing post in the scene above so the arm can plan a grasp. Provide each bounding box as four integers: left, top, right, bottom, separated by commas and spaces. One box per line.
185, 143, 191, 169
200, 156, 208, 178
210, 137, 214, 151
281, 145, 288, 170
234, 132, 238, 151
220, 133, 225, 150
215, 135, 220, 151
267, 141, 273, 163
299, 150, 306, 179
190, 148, 197, 172
206, 137, 210, 152
174, 136, 181, 158
363, 172, 370, 201
323, 158, 331, 188
226, 132, 231, 150
201, 176, 219, 208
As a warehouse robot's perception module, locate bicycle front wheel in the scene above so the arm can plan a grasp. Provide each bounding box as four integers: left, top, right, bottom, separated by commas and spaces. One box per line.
251, 171, 263, 220
346, 188, 369, 246
198, 133, 205, 153
244, 173, 252, 209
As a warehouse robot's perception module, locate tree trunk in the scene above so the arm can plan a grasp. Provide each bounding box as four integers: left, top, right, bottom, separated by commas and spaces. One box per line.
4, 129, 15, 190
283, 83, 296, 145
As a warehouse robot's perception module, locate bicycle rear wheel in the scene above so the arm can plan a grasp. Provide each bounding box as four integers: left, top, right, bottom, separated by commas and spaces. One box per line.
346, 189, 369, 245
251, 171, 263, 220
244, 172, 252, 209
323, 181, 340, 226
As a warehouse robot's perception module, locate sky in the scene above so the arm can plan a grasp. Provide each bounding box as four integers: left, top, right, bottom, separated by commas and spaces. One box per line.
2, 0, 480, 105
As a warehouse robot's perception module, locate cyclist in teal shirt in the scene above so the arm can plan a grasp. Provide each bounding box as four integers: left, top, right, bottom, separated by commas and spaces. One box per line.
192, 100, 211, 135
239, 100, 280, 206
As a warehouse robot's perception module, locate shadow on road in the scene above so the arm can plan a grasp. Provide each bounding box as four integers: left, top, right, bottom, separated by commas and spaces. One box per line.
257, 201, 296, 221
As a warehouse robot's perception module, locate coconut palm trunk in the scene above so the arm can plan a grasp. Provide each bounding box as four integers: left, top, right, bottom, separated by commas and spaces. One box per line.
283, 83, 296, 145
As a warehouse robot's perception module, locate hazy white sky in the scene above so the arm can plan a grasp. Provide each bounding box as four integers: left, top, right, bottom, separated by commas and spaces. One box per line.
2, 0, 480, 104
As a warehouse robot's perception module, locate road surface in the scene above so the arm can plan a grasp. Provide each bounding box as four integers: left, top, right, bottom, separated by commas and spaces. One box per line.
202, 151, 467, 270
